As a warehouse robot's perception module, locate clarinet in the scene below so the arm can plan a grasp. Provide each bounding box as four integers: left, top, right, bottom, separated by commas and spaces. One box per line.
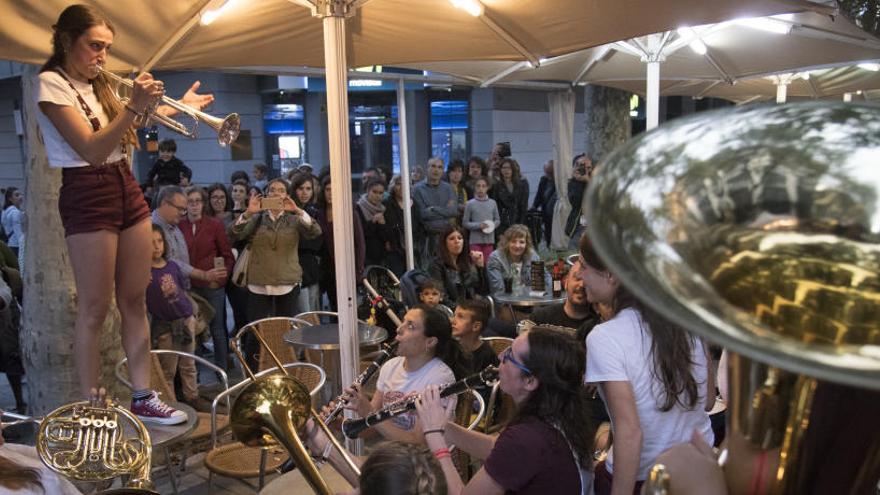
341, 365, 499, 439
323, 340, 399, 424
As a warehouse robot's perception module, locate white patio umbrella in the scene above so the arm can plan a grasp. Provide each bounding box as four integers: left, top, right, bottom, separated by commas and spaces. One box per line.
0, 0, 820, 415
404, 9, 876, 126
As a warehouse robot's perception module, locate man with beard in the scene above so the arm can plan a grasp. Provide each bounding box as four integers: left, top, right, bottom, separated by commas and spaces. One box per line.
530, 259, 599, 341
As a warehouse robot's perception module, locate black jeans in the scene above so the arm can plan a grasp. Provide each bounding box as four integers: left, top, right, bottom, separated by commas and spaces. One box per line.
242, 287, 300, 372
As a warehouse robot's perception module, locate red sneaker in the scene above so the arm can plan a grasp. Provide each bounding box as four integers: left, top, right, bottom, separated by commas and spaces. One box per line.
130, 392, 187, 425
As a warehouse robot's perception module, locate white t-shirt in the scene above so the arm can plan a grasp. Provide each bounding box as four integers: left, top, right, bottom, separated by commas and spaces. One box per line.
376, 356, 457, 431
0, 443, 82, 494
1, 206, 22, 248
585, 307, 713, 480
36, 69, 125, 168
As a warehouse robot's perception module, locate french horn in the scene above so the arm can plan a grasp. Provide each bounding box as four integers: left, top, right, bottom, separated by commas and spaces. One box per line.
3, 399, 156, 494
586, 102, 880, 494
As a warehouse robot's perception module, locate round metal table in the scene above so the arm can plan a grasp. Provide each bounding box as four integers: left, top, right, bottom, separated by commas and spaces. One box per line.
492, 291, 566, 325
492, 292, 566, 308
284, 323, 388, 403
283, 322, 388, 351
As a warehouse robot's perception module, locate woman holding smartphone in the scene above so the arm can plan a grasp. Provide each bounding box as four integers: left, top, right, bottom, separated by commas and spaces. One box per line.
230, 178, 321, 370
180, 186, 234, 371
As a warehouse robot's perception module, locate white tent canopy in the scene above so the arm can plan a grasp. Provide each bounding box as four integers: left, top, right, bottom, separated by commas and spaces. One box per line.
402, 9, 878, 124
0, 0, 823, 421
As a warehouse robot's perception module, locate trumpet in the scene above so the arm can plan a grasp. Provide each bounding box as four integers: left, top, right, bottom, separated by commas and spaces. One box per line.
323, 340, 398, 425
98, 66, 241, 147
341, 365, 498, 439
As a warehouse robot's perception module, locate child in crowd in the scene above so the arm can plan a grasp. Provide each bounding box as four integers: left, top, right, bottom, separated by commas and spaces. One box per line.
146, 139, 192, 188
451, 299, 498, 373
451, 298, 499, 408
144, 224, 199, 421
462, 176, 499, 263
418, 279, 445, 310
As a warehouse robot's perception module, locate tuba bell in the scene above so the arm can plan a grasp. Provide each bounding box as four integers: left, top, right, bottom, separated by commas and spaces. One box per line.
586, 102, 880, 494
3, 399, 157, 494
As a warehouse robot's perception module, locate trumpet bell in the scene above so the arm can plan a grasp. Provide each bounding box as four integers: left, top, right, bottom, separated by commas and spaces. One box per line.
213, 113, 241, 147
587, 102, 880, 493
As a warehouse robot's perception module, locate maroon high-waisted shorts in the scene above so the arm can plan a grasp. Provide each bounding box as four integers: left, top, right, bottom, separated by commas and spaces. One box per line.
58, 159, 150, 237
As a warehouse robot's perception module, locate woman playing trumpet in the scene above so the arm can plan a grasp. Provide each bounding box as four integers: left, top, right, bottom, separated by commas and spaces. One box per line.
36, 4, 212, 423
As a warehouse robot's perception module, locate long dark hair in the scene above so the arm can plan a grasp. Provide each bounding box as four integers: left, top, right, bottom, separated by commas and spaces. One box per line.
0, 454, 43, 492
205, 183, 231, 216
41, 4, 136, 148
3, 187, 17, 210
414, 304, 468, 380
436, 224, 473, 273
579, 235, 700, 411
290, 172, 316, 208
359, 441, 447, 495
151, 223, 168, 260
513, 326, 596, 469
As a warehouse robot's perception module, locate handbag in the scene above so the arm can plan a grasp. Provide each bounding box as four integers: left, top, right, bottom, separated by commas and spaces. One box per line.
231, 245, 251, 287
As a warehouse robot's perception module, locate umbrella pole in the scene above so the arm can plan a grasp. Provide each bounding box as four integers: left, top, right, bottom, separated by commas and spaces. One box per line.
320, 8, 361, 452
397, 78, 415, 271
646, 60, 660, 130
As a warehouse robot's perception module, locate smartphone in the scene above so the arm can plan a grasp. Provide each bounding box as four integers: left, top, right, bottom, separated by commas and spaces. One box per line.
260, 196, 284, 210
213, 257, 225, 270
498, 141, 512, 158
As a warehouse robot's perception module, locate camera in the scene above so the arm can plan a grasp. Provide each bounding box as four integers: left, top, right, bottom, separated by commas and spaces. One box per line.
496, 141, 512, 158
260, 196, 284, 210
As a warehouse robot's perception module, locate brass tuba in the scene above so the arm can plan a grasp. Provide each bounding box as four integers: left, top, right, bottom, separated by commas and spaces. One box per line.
229, 326, 360, 495
586, 102, 880, 494
3, 399, 157, 494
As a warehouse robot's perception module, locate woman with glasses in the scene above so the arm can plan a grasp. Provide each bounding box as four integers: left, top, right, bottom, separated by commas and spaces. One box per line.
578, 235, 714, 495
180, 186, 234, 372
204, 183, 233, 228
415, 326, 596, 494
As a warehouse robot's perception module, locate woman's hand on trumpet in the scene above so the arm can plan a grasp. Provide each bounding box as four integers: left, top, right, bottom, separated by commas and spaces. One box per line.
129, 72, 164, 114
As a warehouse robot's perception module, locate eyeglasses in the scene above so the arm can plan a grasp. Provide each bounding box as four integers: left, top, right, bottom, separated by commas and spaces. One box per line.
210, 195, 226, 201
501, 346, 531, 375
165, 201, 187, 213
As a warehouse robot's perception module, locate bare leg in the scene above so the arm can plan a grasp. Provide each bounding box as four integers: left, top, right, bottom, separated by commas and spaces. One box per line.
115, 219, 153, 392
66, 231, 118, 398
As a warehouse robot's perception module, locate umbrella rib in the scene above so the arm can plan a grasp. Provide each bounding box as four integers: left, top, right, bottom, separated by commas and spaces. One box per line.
572, 45, 614, 86
142, 0, 217, 71
480, 61, 530, 87
479, 12, 540, 66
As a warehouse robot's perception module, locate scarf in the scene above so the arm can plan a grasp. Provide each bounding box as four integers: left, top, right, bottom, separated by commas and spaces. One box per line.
357, 194, 386, 223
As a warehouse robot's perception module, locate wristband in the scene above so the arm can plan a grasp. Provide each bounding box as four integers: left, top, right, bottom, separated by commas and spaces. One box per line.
423, 428, 445, 437
432, 448, 450, 460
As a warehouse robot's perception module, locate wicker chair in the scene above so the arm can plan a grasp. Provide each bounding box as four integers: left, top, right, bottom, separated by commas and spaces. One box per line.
115, 350, 230, 494
203, 362, 326, 491
450, 389, 486, 482
480, 337, 515, 434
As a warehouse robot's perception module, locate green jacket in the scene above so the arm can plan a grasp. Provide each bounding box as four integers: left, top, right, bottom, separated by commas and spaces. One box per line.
230, 211, 321, 286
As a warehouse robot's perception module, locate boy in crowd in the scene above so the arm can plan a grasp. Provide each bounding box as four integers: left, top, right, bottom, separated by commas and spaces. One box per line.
451, 299, 499, 408
417, 279, 445, 310
252, 162, 269, 190
147, 139, 193, 188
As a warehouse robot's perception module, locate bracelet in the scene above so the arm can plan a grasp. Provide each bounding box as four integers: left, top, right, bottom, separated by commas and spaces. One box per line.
319, 439, 333, 462
432, 448, 451, 460
423, 428, 445, 437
